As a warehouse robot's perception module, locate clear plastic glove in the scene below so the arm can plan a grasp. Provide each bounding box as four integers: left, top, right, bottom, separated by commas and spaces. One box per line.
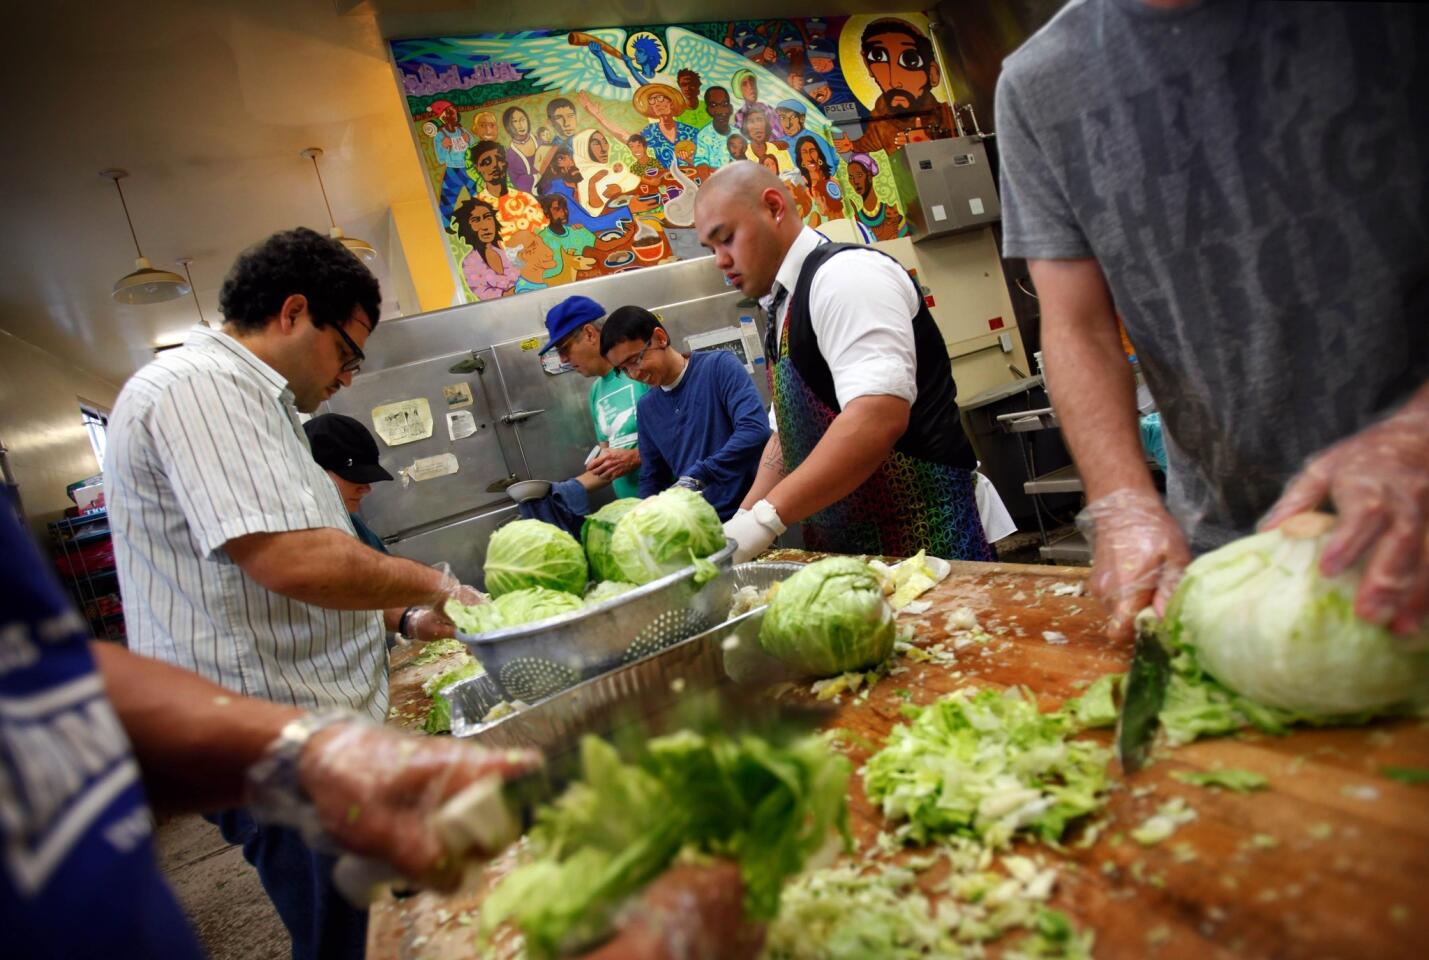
578, 861, 764, 960
431, 560, 485, 609
1261, 397, 1429, 634
1076, 488, 1191, 643
291, 722, 540, 887
401, 606, 457, 642
723, 500, 785, 564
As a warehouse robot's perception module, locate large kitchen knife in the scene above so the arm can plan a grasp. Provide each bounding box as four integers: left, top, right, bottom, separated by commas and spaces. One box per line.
1115, 607, 1171, 774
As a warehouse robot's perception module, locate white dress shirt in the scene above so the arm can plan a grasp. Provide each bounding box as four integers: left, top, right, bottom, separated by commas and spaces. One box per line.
106, 326, 387, 721
760, 226, 920, 429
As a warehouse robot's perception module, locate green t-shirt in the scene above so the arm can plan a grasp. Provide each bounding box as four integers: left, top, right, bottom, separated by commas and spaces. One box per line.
588, 369, 650, 499
540, 224, 597, 281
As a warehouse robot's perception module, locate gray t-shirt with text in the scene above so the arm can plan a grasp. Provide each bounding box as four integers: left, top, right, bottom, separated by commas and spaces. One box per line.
996, 0, 1428, 552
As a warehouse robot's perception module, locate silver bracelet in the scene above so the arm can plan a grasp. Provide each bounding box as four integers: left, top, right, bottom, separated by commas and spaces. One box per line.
245, 709, 361, 851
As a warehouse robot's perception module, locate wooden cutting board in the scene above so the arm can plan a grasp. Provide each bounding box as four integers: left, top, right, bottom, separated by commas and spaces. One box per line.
373, 557, 1429, 959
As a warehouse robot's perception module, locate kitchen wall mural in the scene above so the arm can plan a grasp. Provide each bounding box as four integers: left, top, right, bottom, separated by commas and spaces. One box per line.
390, 15, 959, 303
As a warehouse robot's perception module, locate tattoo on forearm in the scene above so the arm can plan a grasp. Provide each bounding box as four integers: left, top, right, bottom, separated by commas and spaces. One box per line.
762, 436, 784, 471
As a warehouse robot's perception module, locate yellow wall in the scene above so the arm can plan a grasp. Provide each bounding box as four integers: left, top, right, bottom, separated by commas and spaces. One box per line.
871, 228, 1029, 401
0, 329, 121, 546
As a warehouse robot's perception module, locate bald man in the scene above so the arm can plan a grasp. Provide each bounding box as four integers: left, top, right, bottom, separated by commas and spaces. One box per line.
695, 162, 992, 563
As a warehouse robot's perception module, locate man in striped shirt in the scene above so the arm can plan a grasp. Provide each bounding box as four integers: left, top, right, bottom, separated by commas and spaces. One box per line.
105, 227, 477, 959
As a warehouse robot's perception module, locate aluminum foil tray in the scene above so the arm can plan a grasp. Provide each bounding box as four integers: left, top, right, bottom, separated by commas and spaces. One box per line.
446, 561, 805, 752
455, 538, 738, 703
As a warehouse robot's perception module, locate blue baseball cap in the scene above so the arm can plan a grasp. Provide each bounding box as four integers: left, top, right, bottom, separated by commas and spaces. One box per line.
540, 295, 606, 354
775, 99, 807, 115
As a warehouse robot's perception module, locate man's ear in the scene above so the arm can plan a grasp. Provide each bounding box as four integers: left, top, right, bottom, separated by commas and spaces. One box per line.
277, 294, 307, 333
929, 61, 941, 90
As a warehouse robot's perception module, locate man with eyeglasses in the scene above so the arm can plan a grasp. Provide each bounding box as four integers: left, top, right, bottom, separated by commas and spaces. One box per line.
104, 227, 484, 960
600, 305, 769, 520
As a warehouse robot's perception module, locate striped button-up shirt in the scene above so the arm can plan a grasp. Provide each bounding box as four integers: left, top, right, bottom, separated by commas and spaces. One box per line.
106, 326, 387, 720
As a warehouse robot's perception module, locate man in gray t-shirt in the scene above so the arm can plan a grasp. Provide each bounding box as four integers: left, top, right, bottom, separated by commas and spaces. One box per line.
997, 0, 1428, 640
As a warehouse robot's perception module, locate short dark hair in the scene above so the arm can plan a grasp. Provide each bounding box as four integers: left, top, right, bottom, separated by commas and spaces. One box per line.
677, 68, 701, 84
537, 192, 567, 218
219, 227, 380, 334
546, 97, 576, 120
469, 138, 503, 166
627, 133, 647, 146
600, 305, 663, 356
705, 85, 730, 103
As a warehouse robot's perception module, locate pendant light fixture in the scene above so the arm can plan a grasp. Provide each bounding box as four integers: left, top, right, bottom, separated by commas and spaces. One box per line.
101, 169, 190, 305
300, 147, 377, 264
176, 257, 213, 328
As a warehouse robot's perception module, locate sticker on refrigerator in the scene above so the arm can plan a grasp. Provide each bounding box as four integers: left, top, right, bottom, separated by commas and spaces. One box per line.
370, 398, 433, 447
540, 350, 575, 375
931, 203, 947, 222
446, 410, 477, 441
441, 382, 473, 409
399, 453, 459, 486
969, 197, 985, 216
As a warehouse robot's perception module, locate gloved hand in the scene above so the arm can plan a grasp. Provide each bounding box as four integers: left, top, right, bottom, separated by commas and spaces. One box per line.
1076, 488, 1191, 643
1261, 395, 1429, 635
577, 860, 764, 960
392, 561, 484, 645
723, 500, 786, 564
251, 718, 541, 888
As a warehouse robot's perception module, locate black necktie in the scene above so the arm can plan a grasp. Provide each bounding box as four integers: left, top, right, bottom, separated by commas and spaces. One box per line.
763, 284, 788, 362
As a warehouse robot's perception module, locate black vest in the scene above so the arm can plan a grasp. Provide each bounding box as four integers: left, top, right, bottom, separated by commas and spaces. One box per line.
782, 243, 976, 470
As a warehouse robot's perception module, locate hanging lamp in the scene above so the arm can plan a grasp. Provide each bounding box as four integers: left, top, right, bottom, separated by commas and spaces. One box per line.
300, 147, 377, 264
176, 257, 213, 327
101, 169, 190, 304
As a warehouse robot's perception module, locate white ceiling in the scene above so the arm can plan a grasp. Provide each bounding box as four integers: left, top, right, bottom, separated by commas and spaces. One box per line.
0, 0, 894, 387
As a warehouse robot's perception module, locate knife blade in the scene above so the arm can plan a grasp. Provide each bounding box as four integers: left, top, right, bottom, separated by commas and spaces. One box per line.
1115, 607, 1171, 774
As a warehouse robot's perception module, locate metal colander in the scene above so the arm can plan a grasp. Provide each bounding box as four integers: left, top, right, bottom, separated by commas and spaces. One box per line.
456, 538, 738, 701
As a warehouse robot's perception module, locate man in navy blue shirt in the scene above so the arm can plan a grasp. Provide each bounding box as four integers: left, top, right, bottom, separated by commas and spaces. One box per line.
600, 306, 770, 520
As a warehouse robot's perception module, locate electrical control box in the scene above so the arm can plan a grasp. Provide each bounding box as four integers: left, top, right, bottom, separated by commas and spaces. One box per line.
888, 136, 1001, 241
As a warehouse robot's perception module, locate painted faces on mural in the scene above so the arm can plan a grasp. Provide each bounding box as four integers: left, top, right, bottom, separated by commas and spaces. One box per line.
475, 112, 498, 139
589, 132, 610, 164
776, 108, 805, 136
439, 104, 459, 128
547, 196, 569, 227
550, 104, 578, 138
847, 160, 872, 199
706, 87, 733, 131
727, 133, 747, 161
862, 21, 938, 109
628, 136, 650, 165
739, 74, 759, 104
646, 92, 677, 120
474, 145, 508, 187
468, 203, 499, 244
506, 108, 531, 138
677, 70, 702, 110
797, 138, 822, 173
553, 149, 581, 183
807, 79, 832, 104
743, 110, 770, 146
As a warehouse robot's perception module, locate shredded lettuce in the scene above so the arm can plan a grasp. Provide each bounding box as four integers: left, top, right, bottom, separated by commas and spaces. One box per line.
481, 728, 850, 958
864, 687, 1111, 849
1058, 673, 1123, 730
1170, 769, 1268, 792
407, 637, 467, 666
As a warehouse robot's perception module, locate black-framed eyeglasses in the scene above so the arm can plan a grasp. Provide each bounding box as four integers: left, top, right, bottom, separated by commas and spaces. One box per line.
330, 324, 365, 374
614, 337, 663, 376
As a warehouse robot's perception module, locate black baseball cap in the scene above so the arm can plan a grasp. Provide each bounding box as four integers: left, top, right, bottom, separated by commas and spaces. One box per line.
303, 413, 394, 484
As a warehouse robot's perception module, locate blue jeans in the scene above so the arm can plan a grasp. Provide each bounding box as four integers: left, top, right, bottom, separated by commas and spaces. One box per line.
206, 809, 368, 960
439, 166, 479, 227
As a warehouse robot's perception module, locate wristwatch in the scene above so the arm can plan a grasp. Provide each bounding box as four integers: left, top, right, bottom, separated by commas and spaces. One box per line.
245, 709, 360, 849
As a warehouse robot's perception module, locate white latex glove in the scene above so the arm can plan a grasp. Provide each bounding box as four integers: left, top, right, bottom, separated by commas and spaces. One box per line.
723, 500, 786, 564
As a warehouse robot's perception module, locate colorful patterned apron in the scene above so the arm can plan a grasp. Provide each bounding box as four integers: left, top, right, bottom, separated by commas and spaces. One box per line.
768, 295, 995, 561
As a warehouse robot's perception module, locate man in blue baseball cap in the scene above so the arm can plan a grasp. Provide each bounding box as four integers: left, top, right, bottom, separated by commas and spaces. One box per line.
541, 294, 649, 498
774, 99, 838, 170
